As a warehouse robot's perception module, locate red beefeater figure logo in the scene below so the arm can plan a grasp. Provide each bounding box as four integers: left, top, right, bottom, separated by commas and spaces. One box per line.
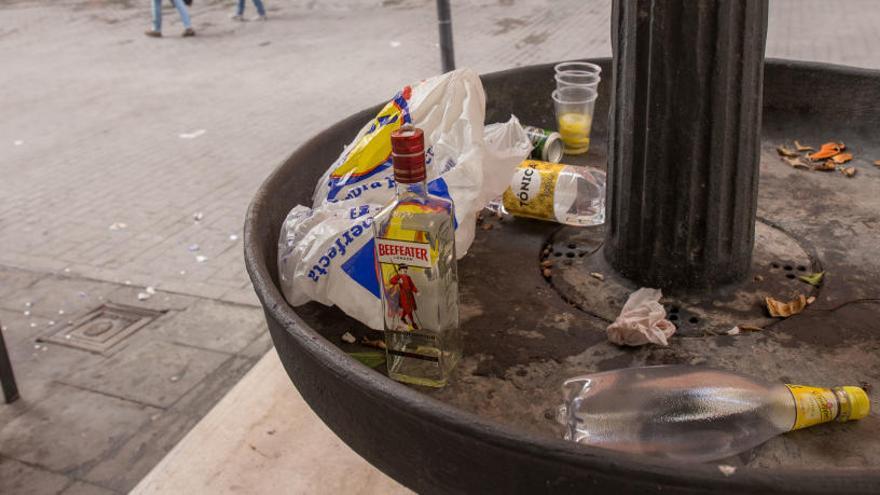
390, 264, 419, 330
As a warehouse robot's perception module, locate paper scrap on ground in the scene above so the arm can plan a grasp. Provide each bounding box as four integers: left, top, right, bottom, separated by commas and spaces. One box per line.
606, 288, 676, 347
179, 129, 206, 139
718, 465, 737, 477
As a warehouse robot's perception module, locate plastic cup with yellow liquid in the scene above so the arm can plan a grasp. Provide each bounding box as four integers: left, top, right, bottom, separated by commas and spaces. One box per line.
553, 86, 597, 155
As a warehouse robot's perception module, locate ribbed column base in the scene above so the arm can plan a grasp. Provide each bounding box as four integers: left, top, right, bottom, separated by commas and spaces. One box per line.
605, 0, 769, 288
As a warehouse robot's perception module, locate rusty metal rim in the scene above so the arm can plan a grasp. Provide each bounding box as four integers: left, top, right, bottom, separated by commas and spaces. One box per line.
244, 59, 880, 493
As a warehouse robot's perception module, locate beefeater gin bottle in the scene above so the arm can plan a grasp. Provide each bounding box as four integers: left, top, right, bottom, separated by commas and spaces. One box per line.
371, 125, 461, 387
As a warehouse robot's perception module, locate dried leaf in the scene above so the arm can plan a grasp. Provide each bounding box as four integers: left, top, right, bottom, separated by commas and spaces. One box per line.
831, 152, 853, 164
360, 336, 387, 350
794, 140, 813, 152
874, 160, 880, 167
799, 271, 824, 286
776, 145, 799, 158
783, 157, 809, 169
808, 142, 843, 161
841, 166, 856, 177
807, 296, 817, 305
813, 160, 836, 171
542, 268, 552, 278
765, 295, 807, 318
590, 272, 605, 281
726, 325, 763, 335
347, 351, 386, 368
738, 325, 764, 332
540, 260, 553, 268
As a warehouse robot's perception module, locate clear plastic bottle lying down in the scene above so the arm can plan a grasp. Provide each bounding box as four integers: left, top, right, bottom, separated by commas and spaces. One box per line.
556, 365, 870, 462
489, 160, 605, 226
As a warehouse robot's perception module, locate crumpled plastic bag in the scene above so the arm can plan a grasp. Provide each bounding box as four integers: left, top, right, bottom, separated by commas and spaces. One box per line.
606, 288, 676, 346
278, 68, 531, 330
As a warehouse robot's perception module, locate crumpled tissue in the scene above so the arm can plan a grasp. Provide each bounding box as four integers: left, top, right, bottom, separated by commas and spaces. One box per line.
606, 288, 676, 346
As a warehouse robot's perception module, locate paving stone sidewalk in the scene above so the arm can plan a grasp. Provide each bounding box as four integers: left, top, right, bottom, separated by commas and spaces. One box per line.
0, 265, 272, 494
1, 0, 879, 493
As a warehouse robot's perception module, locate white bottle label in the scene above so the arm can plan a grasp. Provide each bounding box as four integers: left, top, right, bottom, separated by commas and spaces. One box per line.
376, 238, 432, 269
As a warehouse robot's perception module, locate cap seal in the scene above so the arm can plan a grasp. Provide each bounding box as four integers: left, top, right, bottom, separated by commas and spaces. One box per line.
842, 386, 871, 421
391, 125, 426, 184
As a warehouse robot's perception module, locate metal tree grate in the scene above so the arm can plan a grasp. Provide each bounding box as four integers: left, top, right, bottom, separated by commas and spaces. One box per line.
40, 303, 164, 354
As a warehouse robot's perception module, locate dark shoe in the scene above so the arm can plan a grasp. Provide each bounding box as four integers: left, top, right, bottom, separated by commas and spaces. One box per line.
182, 28, 196, 37
144, 30, 162, 38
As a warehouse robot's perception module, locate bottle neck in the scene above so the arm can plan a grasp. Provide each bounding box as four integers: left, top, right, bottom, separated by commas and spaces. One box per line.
786, 385, 859, 431
396, 180, 428, 201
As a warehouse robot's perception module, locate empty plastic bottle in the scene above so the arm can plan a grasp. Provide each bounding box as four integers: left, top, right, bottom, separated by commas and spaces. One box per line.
495, 160, 605, 226
556, 365, 870, 462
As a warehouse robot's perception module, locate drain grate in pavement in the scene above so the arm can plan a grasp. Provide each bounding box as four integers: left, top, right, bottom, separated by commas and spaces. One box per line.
40, 303, 164, 354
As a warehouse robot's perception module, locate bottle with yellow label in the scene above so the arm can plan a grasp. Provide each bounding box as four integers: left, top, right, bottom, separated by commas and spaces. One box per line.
500, 160, 606, 226
556, 365, 871, 462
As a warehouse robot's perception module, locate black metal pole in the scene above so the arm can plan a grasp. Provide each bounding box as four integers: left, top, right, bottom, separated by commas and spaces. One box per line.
605, 0, 769, 289
436, 0, 455, 73
0, 323, 19, 404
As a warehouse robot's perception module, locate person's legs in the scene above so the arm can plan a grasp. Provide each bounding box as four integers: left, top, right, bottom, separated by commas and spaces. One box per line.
252, 0, 266, 17
236, 0, 246, 16
151, 0, 162, 32
170, 0, 192, 29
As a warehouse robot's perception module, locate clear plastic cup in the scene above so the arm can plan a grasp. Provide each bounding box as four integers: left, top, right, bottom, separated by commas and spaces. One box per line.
555, 61, 602, 76
554, 71, 601, 91
552, 86, 598, 155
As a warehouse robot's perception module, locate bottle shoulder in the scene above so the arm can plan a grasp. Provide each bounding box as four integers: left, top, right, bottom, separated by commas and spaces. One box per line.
374, 193, 455, 224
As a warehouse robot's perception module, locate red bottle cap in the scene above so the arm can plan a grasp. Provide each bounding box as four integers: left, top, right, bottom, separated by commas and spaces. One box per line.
391, 125, 426, 184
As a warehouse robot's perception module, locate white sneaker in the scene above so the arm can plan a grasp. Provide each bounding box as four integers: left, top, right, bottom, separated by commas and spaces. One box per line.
251, 14, 268, 21
230, 14, 244, 21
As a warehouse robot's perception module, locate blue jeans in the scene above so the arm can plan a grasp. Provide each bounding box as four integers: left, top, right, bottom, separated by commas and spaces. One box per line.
152, 0, 192, 32
236, 0, 266, 16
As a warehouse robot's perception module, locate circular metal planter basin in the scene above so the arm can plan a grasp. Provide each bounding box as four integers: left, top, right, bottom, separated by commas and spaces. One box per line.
244, 59, 880, 494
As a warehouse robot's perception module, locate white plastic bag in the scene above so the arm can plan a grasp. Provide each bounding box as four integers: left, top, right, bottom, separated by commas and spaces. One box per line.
278, 69, 531, 329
